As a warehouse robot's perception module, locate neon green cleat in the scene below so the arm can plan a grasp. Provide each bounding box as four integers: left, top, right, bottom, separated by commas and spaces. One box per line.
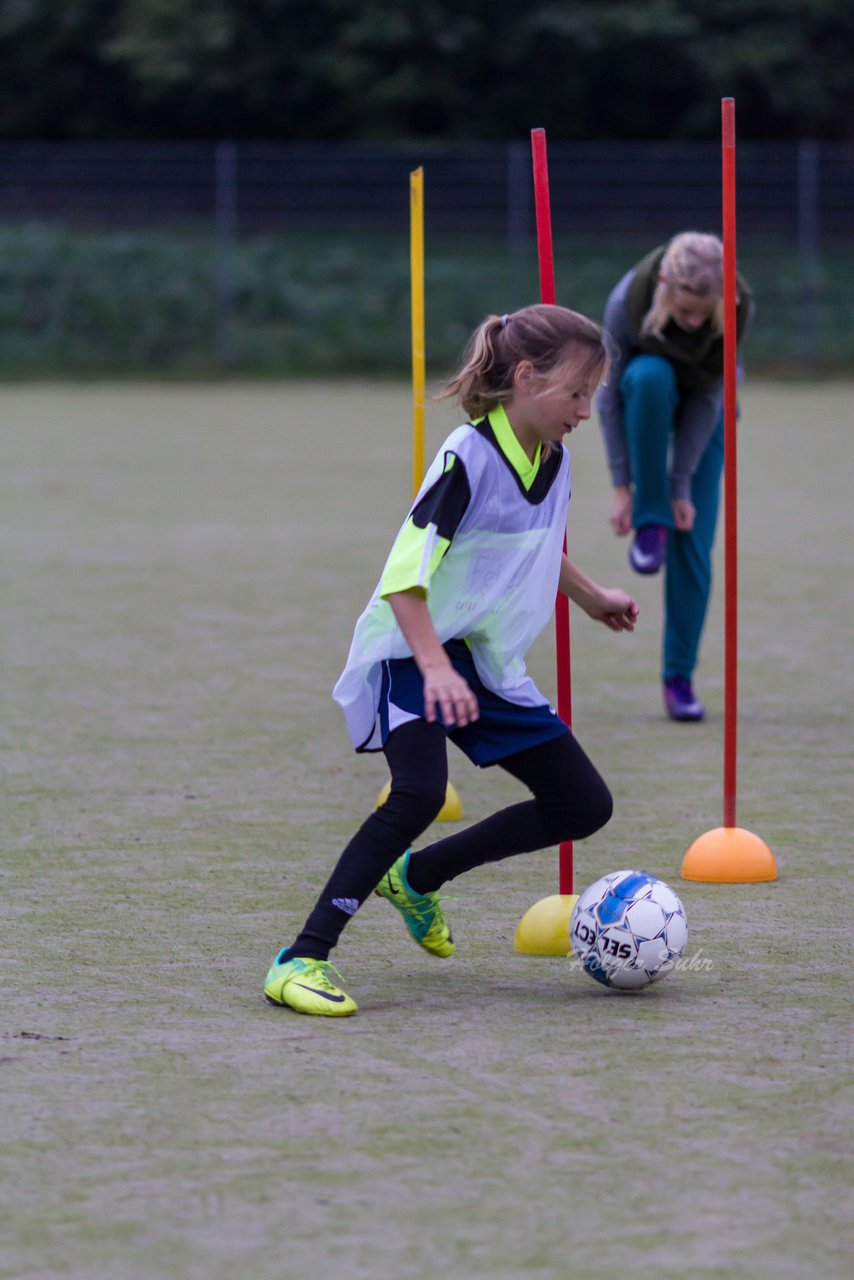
263, 950, 358, 1016
375, 850, 455, 958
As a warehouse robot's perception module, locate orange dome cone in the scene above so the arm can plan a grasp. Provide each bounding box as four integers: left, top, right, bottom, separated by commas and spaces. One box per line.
681, 826, 777, 883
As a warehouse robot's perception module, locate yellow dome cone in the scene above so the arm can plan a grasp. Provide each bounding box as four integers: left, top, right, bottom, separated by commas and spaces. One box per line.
376, 779, 463, 822
513, 893, 578, 956
682, 826, 777, 883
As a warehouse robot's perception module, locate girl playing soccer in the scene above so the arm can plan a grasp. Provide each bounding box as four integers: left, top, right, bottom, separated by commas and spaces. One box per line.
264, 304, 639, 1016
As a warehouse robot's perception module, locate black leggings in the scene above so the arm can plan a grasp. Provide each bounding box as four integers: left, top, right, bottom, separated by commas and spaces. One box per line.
289, 719, 612, 960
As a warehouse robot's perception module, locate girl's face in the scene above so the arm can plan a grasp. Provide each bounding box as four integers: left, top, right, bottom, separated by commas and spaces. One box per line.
665, 283, 718, 332
505, 357, 601, 459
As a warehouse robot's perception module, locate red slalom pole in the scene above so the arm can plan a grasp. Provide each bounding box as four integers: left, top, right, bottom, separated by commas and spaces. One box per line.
721, 99, 739, 829
532, 129, 557, 307
531, 127, 573, 893
679, 98, 776, 885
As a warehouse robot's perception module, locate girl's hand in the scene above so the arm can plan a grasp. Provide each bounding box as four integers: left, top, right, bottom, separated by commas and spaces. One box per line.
610, 486, 633, 536
422, 663, 479, 727
587, 588, 639, 632
387, 588, 479, 727
559, 556, 638, 633
672, 498, 696, 531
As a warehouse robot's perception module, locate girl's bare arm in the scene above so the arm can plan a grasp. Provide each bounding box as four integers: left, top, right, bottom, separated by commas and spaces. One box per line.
558, 556, 639, 632
387, 588, 479, 726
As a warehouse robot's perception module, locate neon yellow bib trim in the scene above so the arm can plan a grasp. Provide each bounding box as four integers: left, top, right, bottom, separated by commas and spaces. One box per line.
484, 405, 542, 491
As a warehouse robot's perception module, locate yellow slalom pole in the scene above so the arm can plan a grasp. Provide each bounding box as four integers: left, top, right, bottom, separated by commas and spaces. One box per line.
410, 167, 426, 498
376, 167, 462, 823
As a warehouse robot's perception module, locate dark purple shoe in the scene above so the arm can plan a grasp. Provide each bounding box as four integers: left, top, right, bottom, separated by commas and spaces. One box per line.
663, 676, 705, 722
629, 524, 666, 574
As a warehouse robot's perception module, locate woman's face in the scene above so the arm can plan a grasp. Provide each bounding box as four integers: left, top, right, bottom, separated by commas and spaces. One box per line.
665, 283, 718, 332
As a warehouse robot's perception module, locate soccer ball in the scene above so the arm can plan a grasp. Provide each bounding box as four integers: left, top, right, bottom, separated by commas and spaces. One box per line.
569, 870, 688, 991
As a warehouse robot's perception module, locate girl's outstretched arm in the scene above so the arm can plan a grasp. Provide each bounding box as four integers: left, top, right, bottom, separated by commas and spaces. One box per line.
558, 556, 639, 632
387, 588, 479, 726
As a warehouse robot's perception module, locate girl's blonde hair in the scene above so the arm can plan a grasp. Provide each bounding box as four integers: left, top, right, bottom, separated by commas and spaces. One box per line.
641, 231, 724, 340
439, 303, 610, 421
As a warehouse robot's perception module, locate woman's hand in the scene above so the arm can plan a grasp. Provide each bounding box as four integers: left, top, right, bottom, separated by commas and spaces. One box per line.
671, 497, 696, 531
610, 485, 633, 536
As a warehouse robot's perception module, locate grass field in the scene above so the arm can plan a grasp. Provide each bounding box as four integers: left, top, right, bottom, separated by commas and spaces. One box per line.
2, 380, 852, 1279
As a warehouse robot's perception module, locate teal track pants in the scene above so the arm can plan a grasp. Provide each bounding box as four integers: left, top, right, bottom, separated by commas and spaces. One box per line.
621, 354, 724, 682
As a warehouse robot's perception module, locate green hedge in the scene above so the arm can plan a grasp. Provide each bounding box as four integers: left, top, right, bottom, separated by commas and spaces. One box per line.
1, 223, 851, 377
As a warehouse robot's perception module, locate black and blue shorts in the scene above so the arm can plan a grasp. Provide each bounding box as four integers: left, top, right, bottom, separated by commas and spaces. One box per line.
377, 639, 568, 767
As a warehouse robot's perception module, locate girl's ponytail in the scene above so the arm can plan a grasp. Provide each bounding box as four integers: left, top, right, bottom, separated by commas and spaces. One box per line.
439, 304, 609, 419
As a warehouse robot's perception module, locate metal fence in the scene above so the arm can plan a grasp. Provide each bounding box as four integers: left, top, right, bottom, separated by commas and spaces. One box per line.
0, 140, 851, 372
2, 139, 851, 235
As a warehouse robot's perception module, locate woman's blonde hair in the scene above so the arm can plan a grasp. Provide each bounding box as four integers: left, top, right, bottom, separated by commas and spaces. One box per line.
641, 232, 724, 340
438, 303, 610, 421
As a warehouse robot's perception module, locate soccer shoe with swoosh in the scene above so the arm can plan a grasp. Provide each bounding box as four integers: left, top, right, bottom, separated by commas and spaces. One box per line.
663, 675, 705, 722
629, 524, 666, 574
263, 950, 357, 1016
375, 850, 455, 958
